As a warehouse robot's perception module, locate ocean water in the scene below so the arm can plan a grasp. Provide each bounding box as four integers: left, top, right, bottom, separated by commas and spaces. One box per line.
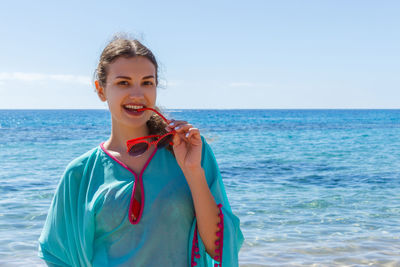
1, 109, 400, 266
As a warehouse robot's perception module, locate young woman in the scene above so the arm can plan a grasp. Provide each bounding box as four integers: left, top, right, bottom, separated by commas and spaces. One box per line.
38, 36, 244, 267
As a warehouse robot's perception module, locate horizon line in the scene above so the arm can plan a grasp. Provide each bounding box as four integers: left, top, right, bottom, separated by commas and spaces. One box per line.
1, 108, 400, 111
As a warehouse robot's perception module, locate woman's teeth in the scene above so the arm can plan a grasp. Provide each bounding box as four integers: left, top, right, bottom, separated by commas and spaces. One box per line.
124, 105, 144, 110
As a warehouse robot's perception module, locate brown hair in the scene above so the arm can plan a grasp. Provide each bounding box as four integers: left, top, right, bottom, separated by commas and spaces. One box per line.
95, 35, 174, 156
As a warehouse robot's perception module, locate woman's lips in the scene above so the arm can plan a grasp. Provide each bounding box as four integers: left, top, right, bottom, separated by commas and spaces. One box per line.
123, 106, 145, 116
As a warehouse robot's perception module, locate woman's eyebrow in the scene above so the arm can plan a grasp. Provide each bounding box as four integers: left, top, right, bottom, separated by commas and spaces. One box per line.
114, 75, 154, 80
115, 76, 131, 80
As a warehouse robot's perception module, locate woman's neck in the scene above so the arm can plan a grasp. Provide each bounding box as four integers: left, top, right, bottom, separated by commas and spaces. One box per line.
104, 121, 150, 155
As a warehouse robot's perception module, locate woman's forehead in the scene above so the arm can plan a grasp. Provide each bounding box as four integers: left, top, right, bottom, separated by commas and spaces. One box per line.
108, 56, 156, 78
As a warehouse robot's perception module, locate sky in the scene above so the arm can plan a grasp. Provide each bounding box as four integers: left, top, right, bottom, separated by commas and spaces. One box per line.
0, 0, 399, 109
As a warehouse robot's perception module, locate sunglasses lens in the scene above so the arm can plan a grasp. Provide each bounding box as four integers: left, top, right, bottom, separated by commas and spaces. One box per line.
128, 142, 148, 157
157, 134, 173, 149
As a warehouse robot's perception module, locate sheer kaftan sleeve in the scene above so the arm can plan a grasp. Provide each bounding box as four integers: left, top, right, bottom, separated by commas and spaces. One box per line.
38, 159, 95, 267
189, 136, 244, 267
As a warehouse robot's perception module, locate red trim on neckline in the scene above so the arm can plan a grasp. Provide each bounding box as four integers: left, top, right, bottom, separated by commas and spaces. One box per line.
99, 142, 158, 224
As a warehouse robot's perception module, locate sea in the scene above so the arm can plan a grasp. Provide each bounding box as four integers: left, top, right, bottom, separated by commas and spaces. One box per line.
0, 109, 399, 266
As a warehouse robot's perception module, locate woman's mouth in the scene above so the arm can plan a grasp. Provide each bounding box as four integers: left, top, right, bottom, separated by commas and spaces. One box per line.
123, 104, 146, 116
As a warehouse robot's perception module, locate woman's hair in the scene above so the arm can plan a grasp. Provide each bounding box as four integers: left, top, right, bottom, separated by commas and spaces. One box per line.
95, 35, 174, 156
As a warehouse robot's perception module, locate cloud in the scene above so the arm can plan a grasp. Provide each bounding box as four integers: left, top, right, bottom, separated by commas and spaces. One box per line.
228, 82, 272, 88
0, 72, 91, 86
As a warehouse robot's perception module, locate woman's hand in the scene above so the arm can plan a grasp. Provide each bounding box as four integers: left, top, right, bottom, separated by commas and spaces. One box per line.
166, 119, 202, 173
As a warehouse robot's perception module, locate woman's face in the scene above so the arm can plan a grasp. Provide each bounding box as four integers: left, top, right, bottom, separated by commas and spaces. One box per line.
97, 56, 157, 129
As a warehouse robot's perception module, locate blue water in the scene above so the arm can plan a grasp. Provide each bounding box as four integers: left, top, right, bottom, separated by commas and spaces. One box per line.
1, 109, 400, 266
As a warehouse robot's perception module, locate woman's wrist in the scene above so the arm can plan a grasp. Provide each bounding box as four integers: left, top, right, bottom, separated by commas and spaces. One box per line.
182, 165, 204, 178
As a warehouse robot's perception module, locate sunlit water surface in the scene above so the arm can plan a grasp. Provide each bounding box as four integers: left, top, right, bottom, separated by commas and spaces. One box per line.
1, 109, 399, 266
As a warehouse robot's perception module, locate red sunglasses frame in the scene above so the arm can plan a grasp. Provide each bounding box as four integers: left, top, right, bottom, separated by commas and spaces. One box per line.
126, 107, 176, 156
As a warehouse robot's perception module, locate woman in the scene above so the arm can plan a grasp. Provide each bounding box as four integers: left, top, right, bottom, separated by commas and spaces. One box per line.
38, 36, 244, 267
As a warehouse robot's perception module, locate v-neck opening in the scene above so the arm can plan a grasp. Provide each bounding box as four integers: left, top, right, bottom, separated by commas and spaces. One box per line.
99, 142, 158, 178
99, 142, 160, 225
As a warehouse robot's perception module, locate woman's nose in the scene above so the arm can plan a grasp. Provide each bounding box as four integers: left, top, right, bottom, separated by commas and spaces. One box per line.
128, 84, 145, 97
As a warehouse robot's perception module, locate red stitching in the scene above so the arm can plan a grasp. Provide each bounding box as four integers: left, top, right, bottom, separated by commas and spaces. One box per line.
214, 203, 224, 267
191, 223, 199, 266
191, 204, 224, 267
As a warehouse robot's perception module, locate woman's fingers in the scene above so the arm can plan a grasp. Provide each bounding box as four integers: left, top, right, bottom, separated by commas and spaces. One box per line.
174, 123, 193, 132
168, 120, 187, 128
165, 120, 201, 143
165, 123, 189, 133
166, 120, 191, 132
185, 128, 201, 140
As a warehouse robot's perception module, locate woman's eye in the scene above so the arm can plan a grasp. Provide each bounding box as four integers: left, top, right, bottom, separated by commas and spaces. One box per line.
143, 81, 154, 86
117, 81, 129, 86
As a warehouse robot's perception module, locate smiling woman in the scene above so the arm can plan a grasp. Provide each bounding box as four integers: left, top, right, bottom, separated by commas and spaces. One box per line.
37, 35, 244, 267
95, 38, 174, 156
95, 56, 158, 137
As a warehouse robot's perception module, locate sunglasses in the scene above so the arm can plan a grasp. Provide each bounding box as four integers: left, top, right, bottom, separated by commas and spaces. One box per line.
126, 107, 176, 157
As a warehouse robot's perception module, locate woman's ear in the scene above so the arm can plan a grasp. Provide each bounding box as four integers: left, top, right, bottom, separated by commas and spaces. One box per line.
95, 80, 107, 102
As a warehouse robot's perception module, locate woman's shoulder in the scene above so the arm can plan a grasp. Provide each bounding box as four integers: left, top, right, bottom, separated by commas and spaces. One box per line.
51, 146, 102, 193
200, 135, 217, 163
63, 145, 101, 176
200, 134, 216, 149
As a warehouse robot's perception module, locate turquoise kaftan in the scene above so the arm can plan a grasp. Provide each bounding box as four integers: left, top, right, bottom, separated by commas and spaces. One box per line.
38, 136, 244, 266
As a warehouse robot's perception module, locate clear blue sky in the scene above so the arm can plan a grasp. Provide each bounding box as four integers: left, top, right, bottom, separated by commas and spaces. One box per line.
0, 0, 399, 109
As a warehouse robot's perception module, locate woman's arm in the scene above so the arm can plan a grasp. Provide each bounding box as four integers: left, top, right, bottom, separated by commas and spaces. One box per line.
183, 167, 221, 259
